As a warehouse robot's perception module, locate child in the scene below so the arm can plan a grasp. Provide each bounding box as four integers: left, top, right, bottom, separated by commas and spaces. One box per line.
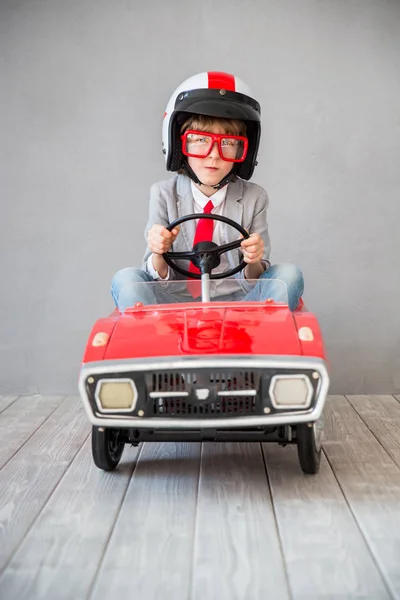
111, 71, 304, 310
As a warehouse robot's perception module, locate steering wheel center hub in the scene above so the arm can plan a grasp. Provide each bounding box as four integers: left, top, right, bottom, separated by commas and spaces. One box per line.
192, 241, 221, 273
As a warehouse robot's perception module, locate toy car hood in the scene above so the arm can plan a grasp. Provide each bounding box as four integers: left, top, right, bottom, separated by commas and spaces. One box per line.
83, 302, 326, 364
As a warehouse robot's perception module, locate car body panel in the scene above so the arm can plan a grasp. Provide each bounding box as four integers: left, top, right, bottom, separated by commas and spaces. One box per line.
103, 303, 302, 360
292, 311, 328, 362
82, 313, 120, 363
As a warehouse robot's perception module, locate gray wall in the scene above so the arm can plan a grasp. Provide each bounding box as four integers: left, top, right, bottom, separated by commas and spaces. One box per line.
1, 0, 399, 394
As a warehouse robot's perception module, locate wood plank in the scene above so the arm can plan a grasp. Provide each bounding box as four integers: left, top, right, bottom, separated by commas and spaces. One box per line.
347, 395, 400, 469
191, 442, 290, 600
90, 441, 202, 600
263, 443, 390, 599
0, 395, 64, 470
0, 397, 89, 573
323, 395, 400, 598
0, 437, 140, 600
0, 396, 19, 414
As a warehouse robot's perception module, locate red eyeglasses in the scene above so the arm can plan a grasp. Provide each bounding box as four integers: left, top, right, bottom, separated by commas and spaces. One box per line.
181, 130, 248, 162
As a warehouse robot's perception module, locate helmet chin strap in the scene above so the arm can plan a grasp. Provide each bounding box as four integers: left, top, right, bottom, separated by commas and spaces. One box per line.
182, 162, 237, 191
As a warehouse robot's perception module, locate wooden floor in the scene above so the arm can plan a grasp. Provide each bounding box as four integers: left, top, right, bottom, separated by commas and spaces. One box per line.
0, 395, 399, 599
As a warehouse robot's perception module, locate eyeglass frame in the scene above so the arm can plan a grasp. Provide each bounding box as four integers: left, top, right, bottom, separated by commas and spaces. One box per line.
181, 130, 249, 163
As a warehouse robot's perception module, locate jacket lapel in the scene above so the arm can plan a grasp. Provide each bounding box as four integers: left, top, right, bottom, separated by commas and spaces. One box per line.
223, 177, 244, 243
176, 174, 196, 250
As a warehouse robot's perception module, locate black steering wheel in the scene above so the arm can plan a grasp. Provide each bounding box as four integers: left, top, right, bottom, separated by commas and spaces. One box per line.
163, 213, 250, 279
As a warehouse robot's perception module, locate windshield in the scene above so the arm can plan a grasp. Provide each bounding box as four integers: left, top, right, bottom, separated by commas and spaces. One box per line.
120, 278, 288, 311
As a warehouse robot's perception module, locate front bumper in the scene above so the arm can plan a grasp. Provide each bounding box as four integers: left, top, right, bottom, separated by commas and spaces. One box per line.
78, 355, 329, 429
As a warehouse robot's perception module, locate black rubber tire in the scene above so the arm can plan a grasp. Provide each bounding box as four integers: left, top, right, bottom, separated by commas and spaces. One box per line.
91, 426, 125, 471
296, 423, 322, 474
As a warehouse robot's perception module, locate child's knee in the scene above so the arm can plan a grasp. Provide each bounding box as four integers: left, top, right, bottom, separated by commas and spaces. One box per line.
278, 263, 303, 287
110, 267, 149, 309
111, 267, 146, 290
262, 263, 304, 300
265, 263, 303, 286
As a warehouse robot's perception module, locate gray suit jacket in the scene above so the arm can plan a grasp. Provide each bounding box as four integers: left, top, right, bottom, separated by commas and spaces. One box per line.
142, 174, 271, 293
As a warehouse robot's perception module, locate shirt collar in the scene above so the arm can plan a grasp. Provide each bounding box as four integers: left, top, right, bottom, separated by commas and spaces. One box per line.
190, 180, 228, 209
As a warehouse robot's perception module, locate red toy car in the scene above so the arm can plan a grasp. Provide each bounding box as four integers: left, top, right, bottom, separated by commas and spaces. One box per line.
78, 214, 329, 474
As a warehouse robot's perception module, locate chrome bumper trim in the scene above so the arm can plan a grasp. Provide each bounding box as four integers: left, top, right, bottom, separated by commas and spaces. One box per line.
149, 391, 189, 398
217, 390, 256, 397
78, 355, 329, 430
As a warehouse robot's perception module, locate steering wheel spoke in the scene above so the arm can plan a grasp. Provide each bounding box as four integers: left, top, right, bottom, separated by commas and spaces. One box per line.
216, 239, 243, 255
165, 250, 195, 260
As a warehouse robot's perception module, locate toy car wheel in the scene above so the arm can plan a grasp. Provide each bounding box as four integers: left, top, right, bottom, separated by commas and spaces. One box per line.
91, 426, 125, 471
296, 416, 324, 474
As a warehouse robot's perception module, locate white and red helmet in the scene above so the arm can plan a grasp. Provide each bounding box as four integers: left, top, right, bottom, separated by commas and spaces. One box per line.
162, 71, 261, 181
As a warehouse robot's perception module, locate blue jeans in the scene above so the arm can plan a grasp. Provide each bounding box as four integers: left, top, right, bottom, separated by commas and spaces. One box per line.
111, 264, 304, 311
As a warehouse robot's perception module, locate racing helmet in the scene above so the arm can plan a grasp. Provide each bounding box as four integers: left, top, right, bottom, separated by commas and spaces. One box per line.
162, 71, 261, 183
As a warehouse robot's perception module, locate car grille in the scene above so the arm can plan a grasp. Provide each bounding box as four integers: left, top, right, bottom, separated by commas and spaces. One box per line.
146, 370, 261, 418
152, 396, 257, 416
150, 371, 259, 394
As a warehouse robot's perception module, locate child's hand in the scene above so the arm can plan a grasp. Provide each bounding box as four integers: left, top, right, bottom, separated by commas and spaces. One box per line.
240, 233, 264, 264
148, 224, 180, 255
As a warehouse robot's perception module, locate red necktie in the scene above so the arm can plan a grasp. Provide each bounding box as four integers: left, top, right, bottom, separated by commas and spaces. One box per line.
187, 200, 214, 298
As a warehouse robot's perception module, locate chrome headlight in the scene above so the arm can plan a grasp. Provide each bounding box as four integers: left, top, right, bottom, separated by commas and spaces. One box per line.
270, 375, 313, 409
94, 378, 138, 412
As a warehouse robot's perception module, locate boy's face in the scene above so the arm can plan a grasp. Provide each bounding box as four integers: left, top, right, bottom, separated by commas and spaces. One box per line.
186, 122, 240, 188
